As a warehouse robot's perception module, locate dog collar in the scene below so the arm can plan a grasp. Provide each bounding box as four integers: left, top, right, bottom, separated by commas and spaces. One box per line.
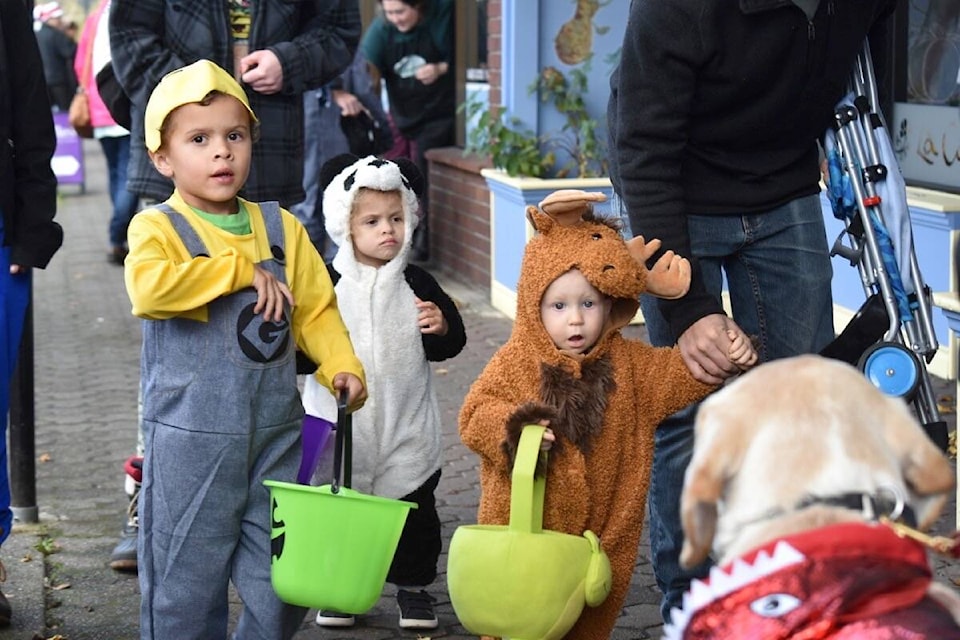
731, 485, 915, 533
794, 488, 916, 527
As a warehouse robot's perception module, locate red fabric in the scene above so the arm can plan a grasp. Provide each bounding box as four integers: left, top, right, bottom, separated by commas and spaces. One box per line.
679, 523, 960, 639
124, 455, 143, 484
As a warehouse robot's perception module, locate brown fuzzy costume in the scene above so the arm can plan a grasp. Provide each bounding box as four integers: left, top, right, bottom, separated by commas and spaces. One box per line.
459, 191, 714, 639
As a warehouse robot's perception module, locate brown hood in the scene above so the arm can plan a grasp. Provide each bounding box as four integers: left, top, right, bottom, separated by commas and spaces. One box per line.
513, 205, 644, 362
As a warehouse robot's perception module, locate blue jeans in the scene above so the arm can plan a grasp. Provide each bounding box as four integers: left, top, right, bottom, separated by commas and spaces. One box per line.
100, 135, 140, 248
290, 88, 348, 260
0, 219, 31, 547
641, 193, 835, 621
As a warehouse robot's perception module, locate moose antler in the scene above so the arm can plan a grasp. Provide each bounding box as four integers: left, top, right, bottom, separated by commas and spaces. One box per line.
626, 236, 691, 300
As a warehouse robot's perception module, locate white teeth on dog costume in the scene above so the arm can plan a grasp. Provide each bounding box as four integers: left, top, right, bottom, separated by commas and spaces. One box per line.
662, 541, 805, 639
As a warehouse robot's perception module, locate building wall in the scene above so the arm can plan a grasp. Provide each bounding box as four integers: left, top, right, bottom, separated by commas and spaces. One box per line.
427, 148, 492, 291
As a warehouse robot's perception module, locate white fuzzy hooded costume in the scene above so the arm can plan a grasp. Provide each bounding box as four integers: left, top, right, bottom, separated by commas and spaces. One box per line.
302, 156, 443, 499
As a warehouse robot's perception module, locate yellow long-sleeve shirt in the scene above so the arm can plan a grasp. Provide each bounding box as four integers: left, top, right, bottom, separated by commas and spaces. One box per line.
124, 191, 365, 404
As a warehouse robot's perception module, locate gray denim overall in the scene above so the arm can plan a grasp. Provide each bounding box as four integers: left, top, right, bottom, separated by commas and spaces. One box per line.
138, 203, 307, 640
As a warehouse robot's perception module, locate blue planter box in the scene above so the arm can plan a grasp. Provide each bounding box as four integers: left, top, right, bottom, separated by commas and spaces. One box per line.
482, 169, 614, 318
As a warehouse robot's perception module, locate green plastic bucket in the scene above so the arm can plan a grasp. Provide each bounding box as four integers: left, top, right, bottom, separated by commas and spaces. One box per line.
265, 480, 416, 612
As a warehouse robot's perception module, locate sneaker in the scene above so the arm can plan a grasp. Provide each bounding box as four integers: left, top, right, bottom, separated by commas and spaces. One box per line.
315, 610, 355, 627
397, 589, 438, 630
109, 456, 142, 572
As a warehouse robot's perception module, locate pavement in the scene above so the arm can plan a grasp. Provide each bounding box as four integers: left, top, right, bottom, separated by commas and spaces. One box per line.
0, 139, 957, 640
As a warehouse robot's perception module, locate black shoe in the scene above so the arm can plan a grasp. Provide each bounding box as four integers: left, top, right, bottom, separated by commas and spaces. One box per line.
108, 246, 128, 266
109, 483, 139, 572
315, 610, 355, 627
397, 589, 437, 630
0, 584, 10, 627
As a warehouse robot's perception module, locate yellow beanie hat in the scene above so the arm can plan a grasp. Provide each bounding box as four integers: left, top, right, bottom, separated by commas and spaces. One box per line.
144, 59, 258, 152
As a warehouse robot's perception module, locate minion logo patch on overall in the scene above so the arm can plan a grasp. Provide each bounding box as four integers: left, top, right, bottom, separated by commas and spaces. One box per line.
238, 301, 290, 363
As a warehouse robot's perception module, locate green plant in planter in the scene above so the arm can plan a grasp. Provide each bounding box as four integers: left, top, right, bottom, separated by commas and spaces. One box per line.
462, 63, 607, 179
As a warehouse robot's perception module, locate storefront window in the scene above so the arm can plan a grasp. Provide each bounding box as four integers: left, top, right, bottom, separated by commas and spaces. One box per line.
892, 0, 960, 193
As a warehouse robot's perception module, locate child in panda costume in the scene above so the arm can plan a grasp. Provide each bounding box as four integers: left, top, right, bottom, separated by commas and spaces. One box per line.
302, 154, 466, 630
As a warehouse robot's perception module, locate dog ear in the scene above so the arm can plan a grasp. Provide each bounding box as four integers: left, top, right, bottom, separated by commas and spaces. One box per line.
679, 402, 746, 568
679, 482, 718, 569
881, 396, 954, 529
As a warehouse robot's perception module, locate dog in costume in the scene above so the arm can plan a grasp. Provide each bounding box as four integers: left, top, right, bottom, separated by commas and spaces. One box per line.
666, 355, 960, 639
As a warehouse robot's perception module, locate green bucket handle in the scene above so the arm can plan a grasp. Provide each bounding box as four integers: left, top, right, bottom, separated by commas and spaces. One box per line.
509, 425, 548, 534
330, 389, 351, 494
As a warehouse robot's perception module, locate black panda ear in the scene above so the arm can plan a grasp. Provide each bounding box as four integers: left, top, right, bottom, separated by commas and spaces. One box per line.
320, 154, 361, 193
393, 157, 425, 198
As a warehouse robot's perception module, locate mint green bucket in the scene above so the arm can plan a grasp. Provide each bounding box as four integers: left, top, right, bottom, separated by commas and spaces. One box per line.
447, 425, 612, 639
264, 480, 415, 612
265, 392, 416, 613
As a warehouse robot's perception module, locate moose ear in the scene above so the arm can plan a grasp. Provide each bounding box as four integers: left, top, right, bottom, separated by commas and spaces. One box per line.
319, 153, 361, 192
393, 157, 425, 197
526, 205, 554, 233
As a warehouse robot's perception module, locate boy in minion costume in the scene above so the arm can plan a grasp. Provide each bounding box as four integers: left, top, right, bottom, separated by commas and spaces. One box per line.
125, 59, 366, 640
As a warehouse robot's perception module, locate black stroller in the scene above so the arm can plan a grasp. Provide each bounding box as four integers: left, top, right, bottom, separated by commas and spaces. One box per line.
819, 40, 948, 451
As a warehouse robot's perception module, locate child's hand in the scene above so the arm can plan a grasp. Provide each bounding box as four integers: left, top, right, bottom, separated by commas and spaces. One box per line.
415, 297, 448, 336
333, 372, 366, 409
539, 425, 556, 452
726, 329, 758, 371
252, 265, 294, 323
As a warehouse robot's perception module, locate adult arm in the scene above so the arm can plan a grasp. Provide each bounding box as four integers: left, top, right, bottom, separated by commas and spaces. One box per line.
360, 16, 389, 74
614, 0, 723, 340
3, 0, 62, 269
262, 0, 361, 95
108, 0, 185, 110
413, 0, 453, 85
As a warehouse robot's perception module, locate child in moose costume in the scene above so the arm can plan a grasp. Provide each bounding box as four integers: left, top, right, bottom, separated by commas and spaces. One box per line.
459, 190, 756, 638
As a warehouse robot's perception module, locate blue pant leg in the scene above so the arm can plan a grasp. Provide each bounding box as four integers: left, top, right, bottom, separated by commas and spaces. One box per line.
101, 135, 140, 248
643, 196, 834, 622
0, 242, 30, 547
290, 90, 326, 249
232, 422, 306, 640
639, 295, 711, 622
715, 194, 835, 360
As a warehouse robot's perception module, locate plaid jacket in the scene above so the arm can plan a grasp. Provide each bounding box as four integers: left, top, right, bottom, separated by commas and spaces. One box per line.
109, 0, 360, 206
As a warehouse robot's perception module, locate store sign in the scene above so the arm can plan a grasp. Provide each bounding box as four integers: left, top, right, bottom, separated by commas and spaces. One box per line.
892, 102, 960, 190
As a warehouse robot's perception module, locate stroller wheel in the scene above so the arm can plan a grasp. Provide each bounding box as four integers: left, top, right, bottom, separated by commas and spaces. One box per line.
857, 342, 921, 400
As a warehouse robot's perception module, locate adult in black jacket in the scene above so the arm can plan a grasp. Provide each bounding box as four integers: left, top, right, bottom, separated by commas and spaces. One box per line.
0, 0, 64, 626
33, 3, 77, 111
608, 0, 895, 622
